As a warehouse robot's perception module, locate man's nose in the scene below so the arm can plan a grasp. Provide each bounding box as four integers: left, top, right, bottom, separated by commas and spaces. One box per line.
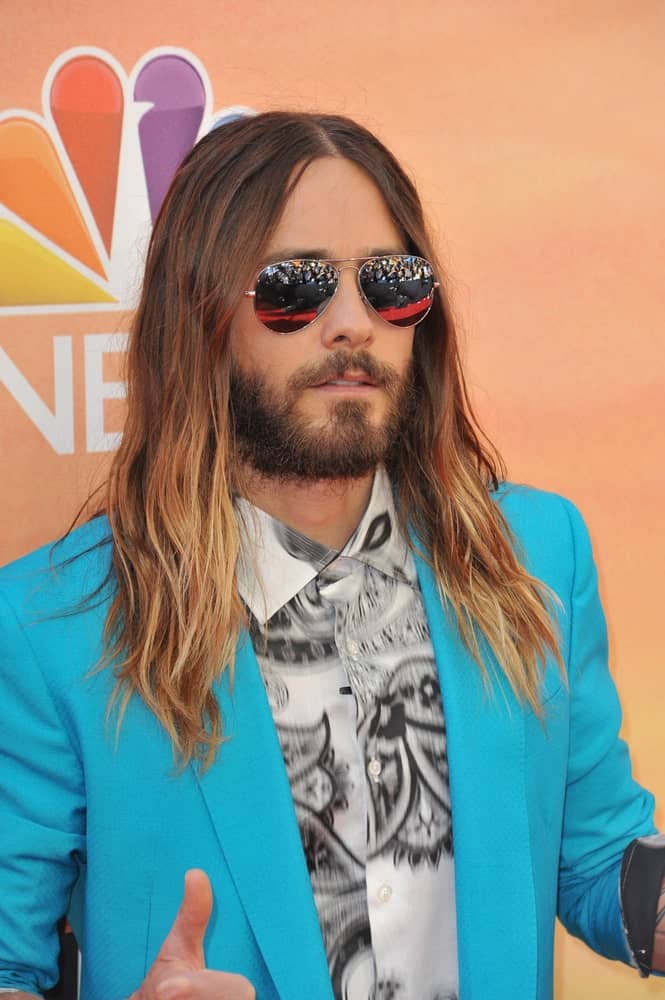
318, 267, 374, 349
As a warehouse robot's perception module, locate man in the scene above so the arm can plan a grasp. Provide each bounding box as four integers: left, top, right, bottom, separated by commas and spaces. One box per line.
0, 112, 663, 1000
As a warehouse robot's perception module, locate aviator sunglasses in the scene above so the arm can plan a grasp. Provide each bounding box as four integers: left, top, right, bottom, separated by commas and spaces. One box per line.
243, 254, 439, 334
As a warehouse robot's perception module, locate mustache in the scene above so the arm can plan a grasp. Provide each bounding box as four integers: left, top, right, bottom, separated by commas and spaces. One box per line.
287, 349, 401, 392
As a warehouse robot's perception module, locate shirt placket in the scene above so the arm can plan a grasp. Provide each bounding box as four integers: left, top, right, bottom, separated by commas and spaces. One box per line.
320, 561, 405, 991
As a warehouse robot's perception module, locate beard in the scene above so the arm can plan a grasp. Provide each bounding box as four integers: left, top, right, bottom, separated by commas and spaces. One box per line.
230, 348, 414, 481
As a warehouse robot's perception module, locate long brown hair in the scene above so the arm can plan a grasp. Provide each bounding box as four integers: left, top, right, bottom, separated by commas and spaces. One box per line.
101, 112, 562, 767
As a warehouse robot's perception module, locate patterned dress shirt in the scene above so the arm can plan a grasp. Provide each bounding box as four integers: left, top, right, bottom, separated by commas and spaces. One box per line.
236, 467, 458, 1000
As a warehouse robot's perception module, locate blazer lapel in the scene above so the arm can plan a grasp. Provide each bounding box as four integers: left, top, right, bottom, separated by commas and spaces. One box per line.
414, 553, 538, 998
194, 634, 334, 1000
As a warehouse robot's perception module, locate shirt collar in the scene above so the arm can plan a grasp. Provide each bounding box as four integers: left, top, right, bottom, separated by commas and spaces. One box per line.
236, 466, 413, 624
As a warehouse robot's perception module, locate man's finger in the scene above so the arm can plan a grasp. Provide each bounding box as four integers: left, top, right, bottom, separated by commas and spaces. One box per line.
159, 868, 213, 965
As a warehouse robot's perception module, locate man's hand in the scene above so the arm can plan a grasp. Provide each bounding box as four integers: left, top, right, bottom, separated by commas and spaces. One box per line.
129, 869, 255, 999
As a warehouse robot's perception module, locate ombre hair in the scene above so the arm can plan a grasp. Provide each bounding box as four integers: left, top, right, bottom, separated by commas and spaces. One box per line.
99, 111, 562, 767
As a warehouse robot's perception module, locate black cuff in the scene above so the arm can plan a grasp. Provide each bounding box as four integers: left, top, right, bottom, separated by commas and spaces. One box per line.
620, 833, 665, 977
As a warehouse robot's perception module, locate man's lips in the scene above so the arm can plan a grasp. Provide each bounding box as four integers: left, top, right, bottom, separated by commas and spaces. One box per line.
310, 371, 379, 388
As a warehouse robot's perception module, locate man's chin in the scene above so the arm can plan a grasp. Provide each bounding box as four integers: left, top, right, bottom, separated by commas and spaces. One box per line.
239, 424, 391, 482
299, 393, 380, 428
231, 370, 405, 480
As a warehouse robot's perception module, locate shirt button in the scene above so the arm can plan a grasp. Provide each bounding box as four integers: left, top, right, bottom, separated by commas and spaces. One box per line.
368, 757, 382, 781
377, 883, 393, 903
346, 638, 360, 658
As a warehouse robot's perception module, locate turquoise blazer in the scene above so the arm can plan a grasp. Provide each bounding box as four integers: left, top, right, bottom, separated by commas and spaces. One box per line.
0, 486, 657, 999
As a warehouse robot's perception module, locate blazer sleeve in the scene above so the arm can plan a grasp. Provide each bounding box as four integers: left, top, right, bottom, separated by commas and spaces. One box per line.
555, 497, 658, 962
0, 585, 86, 995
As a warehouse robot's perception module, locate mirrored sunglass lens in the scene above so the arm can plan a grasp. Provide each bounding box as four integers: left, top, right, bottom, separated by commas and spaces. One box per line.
360, 255, 435, 327
254, 260, 338, 333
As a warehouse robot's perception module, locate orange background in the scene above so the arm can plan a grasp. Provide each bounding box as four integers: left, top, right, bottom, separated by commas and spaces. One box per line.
1, 3, 664, 995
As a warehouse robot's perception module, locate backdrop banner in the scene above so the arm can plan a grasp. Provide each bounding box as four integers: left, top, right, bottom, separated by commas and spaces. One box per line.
2, 5, 664, 997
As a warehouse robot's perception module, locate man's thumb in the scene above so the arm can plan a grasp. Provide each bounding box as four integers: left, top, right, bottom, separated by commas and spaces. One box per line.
161, 869, 213, 965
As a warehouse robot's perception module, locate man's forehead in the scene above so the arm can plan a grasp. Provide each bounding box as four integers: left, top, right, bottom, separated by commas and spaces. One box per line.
262, 156, 405, 264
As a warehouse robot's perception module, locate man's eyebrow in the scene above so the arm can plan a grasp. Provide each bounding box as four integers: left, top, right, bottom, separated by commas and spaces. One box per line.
258, 246, 408, 267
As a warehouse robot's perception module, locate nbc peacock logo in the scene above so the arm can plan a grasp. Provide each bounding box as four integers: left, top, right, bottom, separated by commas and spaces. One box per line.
0, 46, 251, 314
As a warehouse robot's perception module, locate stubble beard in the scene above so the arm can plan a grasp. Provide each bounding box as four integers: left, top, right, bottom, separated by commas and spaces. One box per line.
230, 349, 415, 482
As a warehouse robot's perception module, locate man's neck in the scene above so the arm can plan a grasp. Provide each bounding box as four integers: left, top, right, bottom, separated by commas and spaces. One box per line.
240, 469, 376, 550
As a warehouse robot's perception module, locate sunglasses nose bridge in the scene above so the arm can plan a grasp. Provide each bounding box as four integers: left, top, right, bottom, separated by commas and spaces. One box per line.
334, 261, 361, 290
318, 264, 376, 347
334, 262, 370, 307
331, 263, 375, 317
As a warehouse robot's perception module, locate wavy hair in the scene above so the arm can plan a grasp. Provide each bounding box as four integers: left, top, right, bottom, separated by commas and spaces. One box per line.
99, 112, 562, 767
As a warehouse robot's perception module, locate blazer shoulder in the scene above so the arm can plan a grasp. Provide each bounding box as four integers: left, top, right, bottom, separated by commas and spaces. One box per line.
491, 482, 590, 585
0, 515, 114, 622
493, 480, 581, 525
